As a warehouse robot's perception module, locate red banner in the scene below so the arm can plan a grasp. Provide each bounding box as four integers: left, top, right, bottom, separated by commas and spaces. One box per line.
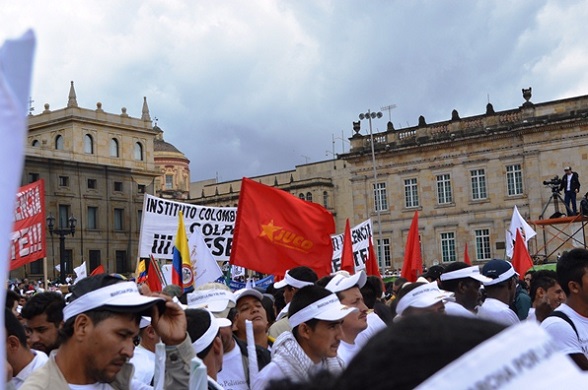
10, 180, 46, 270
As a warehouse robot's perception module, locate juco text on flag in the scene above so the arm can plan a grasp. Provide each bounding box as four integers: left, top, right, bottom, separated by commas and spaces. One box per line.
172, 211, 194, 293
230, 177, 335, 277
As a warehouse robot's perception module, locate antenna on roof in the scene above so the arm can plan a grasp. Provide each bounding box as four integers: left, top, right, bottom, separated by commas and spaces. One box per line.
28, 97, 34, 116
381, 104, 397, 122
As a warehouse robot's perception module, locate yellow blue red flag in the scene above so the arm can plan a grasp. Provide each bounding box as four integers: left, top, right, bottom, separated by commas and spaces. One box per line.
172, 211, 194, 293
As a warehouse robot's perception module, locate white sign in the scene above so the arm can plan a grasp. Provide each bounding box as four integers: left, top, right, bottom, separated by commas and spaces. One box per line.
139, 194, 237, 261
331, 219, 373, 273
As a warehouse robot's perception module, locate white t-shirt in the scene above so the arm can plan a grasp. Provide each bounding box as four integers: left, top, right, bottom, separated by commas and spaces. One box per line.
477, 298, 520, 326
217, 343, 248, 390
129, 345, 155, 385
11, 350, 48, 389
444, 300, 476, 318
337, 340, 359, 366
541, 303, 588, 357
527, 307, 538, 322
355, 312, 387, 348
68, 384, 113, 390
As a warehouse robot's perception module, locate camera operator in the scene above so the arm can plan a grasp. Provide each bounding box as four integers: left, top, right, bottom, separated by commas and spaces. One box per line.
559, 166, 581, 216
581, 192, 588, 217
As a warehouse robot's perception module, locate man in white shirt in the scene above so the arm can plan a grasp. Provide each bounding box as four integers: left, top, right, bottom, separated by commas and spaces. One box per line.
6, 308, 48, 389
317, 271, 369, 365
477, 259, 520, 326
439, 262, 491, 318
541, 248, 588, 370
129, 317, 158, 385
527, 270, 565, 322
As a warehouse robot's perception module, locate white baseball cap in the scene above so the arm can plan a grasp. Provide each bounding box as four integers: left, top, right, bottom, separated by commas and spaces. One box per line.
192, 310, 232, 354
325, 271, 367, 293
440, 266, 492, 283
396, 283, 451, 317
274, 269, 315, 289
186, 289, 236, 312
288, 293, 358, 328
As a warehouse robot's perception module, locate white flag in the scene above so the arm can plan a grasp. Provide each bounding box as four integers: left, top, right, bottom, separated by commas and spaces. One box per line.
188, 226, 223, 287
55, 264, 61, 272
231, 265, 245, 279
506, 205, 537, 258
73, 261, 87, 284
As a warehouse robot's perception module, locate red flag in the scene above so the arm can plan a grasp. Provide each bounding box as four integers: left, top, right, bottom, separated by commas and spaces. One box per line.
90, 264, 105, 276
230, 177, 336, 278
511, 229, 534, 279
366, 237, 382, 278
401, 211, 422, 282
147, 255, 165, 292
341, 219, 355, 274
11, 179, 46, 270
464, 243, 471, 265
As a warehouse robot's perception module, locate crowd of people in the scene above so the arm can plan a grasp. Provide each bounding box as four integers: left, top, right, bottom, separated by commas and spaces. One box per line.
6, 248, 588, 389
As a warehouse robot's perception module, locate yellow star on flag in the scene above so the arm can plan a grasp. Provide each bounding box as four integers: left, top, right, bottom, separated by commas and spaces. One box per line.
259, 220, 282, 242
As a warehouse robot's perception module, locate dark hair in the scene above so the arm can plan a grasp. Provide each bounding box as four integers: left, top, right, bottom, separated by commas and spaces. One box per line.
5, 308, 28, 348
185, 308, 218, 359
6, 290, 21, 310
273, 289, 286, 317
438, 262, 471, 293
59, 309, 140, 344
262, 295, 276, 325
288, 285, 331, 340
288, 266, 318, 284
315, 275, 348, 300
529, 270, 558, 301
393, 277, 408, 288
21, 291, 65, 324
360, 276, 384, 309
557, 249, 588, 296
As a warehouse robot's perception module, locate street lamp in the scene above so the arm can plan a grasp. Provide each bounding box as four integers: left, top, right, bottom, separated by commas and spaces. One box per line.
47, 213, 76, 283
359, 110, 385, 274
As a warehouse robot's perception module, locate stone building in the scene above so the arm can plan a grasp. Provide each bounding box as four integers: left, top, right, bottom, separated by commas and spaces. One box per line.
191, 89, 588, 272
153, 124, 190, 200
17, 82, 160, 279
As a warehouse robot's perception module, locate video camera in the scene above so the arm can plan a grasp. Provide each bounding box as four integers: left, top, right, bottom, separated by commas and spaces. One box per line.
543, 175, 561, 192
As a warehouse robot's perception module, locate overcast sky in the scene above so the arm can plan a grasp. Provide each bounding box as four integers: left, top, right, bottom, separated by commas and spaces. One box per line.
3, 1, 588, 183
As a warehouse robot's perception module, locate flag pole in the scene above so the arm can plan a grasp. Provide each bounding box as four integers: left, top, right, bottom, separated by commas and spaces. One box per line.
43, 256, 48, 290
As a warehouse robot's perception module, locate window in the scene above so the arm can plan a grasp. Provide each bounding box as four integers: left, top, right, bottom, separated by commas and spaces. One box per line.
114, 208, 124, 231
32, 140, 40, 147
471, 169, 487, 200
30, 259, 42, 274
87, 178, 97, 189
440, 232, 456, 263
28, 172, 39, 183
165, 175, 173, 190
59, 176, 69, 187
376, 238, 391, 268
475, 229, 491, 260
138, 184, 146, 194
55, 135, 64, 150
306, 192, 313, 202
87, 206, 98, 229
134, 142, 143, 161
404, 178, 419, 208
323, 191, 329, 208
114, 181, 123, 192
58, 205, 70, 229
89, 250, 101, 273
110, 138, 119, 157
115, 250, 128, 273
63, 249, 73, 274
373, 182, 388, 211
299, 193, 305, 199
436, 174, 453, 204
84, 134, 93, 154
506, 164, 523, 196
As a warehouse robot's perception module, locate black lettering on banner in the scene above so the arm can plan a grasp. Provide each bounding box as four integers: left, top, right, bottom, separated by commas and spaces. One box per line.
353, 248, 368, 267
152, 234, 173, 255
332, 257, 341, 273
331, 236, 342, 252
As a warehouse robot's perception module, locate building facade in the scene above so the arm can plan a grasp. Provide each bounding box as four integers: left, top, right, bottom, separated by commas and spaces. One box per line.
153, 124, 191, 200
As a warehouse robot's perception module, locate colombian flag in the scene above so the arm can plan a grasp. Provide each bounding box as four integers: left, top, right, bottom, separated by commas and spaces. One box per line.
135, 259, 147, 284
172, 211, 194, 293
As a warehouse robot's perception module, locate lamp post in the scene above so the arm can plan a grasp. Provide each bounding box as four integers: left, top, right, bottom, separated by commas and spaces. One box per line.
46, 213, 76, 283
359, 110, 385, 274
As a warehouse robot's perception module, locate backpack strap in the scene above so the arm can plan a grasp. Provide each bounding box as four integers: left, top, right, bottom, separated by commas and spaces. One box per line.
546, 311, 579, 339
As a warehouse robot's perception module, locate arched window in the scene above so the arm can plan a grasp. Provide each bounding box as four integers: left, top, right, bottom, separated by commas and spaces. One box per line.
110, 138, 119, 157
84, 134, 93, 154
134, 142, 143, 161
323, 191, 329, 208
55, 135, 64, 150
306, 192, 313, 202
31, 140, 40, 147
299, 193, 305, 200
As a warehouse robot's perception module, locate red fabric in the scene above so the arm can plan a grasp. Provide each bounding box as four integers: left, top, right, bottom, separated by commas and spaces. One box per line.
147, 255, 163, 292
464, 243, 471, 265
90, 264, 105, 276
512, 229, 534, 279
230, 177, 335, 278
366, 237, 382, 278
401, 211, 422, 282
341, 219, 355, 274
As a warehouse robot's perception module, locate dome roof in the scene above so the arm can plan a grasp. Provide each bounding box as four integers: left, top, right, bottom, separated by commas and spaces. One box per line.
154, 138, 182, 154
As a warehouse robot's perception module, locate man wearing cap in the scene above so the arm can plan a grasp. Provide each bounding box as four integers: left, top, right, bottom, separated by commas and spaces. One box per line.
21, 292, 65, 355
439, 262, 491, 318
233, 287, 271, 350
477, 259, 520, 326
186, 308, 231, 389
394, 282, 448, 319
559, 166, 581, 216
188, 284, 270, 389
129, 317, 159, 385
20, 274, 194, 390
251, 285, 356, 390
541, 248, 588, 370
317, 271, 371, 364
268, 267, 317, 340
